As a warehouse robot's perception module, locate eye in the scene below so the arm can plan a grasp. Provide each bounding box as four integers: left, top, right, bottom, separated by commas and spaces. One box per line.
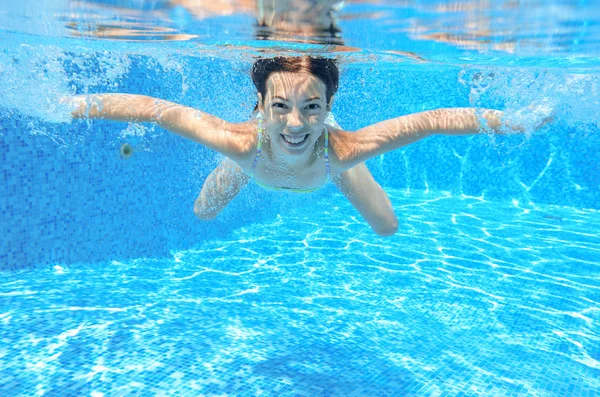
305, 104, 321, 110
272, 103, 288, 109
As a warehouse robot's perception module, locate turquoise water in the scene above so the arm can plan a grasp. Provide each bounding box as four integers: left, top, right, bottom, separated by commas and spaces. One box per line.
1, 1, 600, 396
2, 191, 599, 396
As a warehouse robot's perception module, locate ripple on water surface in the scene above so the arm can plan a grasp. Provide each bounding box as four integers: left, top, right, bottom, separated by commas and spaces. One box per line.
1, 190, 599, 396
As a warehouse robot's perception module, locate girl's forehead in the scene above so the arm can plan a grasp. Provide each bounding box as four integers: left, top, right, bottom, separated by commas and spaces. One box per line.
266, 72, 326, 97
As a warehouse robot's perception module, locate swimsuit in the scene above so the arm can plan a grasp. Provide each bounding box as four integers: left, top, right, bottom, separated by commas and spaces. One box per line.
249, 118, 331, 194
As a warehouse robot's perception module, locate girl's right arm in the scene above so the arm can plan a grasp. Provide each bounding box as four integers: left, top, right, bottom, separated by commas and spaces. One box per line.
69, 94, 256, 162
194, 157, 250, 220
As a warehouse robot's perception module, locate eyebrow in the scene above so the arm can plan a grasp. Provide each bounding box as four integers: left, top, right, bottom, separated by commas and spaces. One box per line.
271, 96, 322, 102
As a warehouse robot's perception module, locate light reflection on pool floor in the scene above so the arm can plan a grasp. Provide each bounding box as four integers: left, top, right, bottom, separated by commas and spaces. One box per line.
1, 190, 599, 396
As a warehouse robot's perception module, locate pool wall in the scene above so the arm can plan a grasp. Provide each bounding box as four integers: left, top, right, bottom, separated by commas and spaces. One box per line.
1, 51, 598, 271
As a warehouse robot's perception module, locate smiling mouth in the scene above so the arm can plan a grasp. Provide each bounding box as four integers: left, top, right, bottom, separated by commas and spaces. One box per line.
281, 133, 310, 147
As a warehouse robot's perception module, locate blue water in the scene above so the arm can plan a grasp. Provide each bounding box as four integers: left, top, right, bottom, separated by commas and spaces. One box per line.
1, 190, 598, 396
1, 1, 600, 396
2, 191, 600, 396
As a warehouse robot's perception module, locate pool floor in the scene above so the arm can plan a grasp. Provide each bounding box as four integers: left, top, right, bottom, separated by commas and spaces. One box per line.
1, 190, 599, 396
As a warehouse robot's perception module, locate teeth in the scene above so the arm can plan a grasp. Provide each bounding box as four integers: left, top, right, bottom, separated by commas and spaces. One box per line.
283, 134, 307, 144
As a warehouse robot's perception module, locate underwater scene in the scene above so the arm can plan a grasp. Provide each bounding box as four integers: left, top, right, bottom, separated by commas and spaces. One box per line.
1, 1, 599, 396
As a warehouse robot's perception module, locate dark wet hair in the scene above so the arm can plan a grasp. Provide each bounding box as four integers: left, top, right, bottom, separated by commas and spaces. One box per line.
251, 57, 339, 111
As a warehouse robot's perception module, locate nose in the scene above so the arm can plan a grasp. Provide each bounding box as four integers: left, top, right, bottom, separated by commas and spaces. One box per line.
287, 108, 304, 132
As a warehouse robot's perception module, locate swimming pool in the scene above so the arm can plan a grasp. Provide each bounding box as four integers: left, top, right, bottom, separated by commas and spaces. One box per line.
1, 1, 599, 396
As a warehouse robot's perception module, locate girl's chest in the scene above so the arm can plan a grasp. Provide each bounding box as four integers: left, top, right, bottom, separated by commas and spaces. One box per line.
250, 158, 328, 190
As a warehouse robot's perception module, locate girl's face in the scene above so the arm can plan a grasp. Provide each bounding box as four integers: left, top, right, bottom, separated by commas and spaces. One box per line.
258, 71, 330, 157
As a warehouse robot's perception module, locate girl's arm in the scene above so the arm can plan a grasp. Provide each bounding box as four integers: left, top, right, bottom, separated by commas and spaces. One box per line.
194, 157, 249, 220
69, 94, 256, 162
333, 108, 527, 169
332, 162, 398, 237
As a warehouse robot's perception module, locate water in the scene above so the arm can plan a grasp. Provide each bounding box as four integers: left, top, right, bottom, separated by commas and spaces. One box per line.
1, 1, 600, 396
3, 191, 600, 396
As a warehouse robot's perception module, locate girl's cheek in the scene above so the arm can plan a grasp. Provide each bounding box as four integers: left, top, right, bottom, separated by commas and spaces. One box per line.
267, 119, 282, 130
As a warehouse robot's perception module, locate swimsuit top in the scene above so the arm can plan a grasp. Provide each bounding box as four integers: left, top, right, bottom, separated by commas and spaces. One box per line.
249, 121, 330, 194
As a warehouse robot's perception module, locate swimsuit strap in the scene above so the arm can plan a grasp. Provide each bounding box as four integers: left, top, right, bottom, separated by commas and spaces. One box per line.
324, 125, 330, 182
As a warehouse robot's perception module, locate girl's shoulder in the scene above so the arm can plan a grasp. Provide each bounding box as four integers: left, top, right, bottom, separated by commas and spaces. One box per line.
325, 125, 358, 175
223, 120, 260, 166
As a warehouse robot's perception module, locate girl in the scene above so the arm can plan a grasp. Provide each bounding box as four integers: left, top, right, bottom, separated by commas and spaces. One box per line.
70, 56, 526, 236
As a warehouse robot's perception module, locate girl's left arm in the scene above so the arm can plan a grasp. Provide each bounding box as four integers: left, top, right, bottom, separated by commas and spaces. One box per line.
333, 108, 519, 169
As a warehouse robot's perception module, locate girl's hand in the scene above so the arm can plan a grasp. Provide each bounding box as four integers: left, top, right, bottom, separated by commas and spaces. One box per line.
59, 95, 90, 118
501, 101, 555, 133
530, 103, 556, 130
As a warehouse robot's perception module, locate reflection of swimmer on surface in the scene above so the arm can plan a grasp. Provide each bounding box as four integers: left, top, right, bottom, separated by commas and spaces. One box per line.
66, 56, 549, 236
407, 1, 522, 53
64, 0, 422, 61
255, 0, 344, 45
64, 0, 344, 44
